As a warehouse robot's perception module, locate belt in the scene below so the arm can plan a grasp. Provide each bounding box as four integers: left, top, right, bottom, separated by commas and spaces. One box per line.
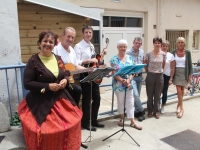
134, 72, 142, 76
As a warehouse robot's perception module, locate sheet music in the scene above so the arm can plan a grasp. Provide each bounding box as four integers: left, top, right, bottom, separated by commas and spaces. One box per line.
80, 67, 115, 83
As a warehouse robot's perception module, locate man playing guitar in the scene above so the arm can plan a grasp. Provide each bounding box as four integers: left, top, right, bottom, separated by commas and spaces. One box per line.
53, 27, 86, 105
74, 26, 107, 131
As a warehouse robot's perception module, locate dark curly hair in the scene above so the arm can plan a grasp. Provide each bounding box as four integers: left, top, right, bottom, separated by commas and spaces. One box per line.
37, 30, 58, 50
153, 36, 162, 44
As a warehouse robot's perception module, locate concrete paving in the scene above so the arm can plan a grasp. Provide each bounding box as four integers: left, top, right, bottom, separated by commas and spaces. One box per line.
0, 88, 200, 150
82, 95, 200, 150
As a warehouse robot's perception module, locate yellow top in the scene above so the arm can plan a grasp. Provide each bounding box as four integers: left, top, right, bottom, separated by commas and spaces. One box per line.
39, 54, 58, 78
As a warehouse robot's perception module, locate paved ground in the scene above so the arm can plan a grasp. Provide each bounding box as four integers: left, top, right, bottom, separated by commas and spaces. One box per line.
0, 86, 200, 150
81, 95, 200, 150
98, 83, 193, 114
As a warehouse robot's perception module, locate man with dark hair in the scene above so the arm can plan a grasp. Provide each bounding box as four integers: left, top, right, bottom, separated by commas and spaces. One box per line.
126, 37, 145, 122
53, 27, 85, 105
74, 26, 107, 131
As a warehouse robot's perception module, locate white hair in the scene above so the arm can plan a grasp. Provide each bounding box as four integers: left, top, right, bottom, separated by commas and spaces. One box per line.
117, 39, 128, 47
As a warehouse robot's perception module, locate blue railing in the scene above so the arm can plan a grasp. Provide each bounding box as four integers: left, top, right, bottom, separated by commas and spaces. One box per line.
0, 63, 26, 125
0, 64, 200, 125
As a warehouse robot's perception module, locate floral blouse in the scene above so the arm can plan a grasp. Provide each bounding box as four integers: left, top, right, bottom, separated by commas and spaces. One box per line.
110, 55, 134, 92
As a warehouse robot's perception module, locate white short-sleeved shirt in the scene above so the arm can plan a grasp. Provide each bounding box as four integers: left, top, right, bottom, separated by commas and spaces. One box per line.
53, 43, 78, 66
163, 52, 175, 76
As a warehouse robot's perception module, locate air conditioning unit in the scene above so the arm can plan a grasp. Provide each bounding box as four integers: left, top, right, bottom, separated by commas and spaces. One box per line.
111, 0, 122, 2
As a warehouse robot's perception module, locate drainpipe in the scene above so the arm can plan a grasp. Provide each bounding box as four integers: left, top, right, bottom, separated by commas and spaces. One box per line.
156, 0, 160, 36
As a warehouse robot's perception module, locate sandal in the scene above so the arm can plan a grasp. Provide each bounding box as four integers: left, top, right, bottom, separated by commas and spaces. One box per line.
147, 113, 153, 118
176, 105, 181, 114
118, 119, 123, 127
154, 113, 160, 119
177, 109, 184, 118
130, 123, 142, 130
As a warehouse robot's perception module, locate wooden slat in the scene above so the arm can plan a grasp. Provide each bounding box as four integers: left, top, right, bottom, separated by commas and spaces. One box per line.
21, 46, 30, 54
20, 37, 38, 46
19, 28, 83, 38
18, 2, 87, 63
19, 21, 85, 30
18, 4, 67, 14
22, 54, 32, 63
18, 3, 86, 18
18, 13, 86, 22
29, 46, 40, 54
20, 36, 82, 46
18, 21, 85, 26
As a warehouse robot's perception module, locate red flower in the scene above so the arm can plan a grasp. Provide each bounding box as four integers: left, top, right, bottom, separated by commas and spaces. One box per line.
58, 60, 66, 71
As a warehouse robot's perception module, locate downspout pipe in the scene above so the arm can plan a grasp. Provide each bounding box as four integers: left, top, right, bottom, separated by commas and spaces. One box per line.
156, 0, 160, 36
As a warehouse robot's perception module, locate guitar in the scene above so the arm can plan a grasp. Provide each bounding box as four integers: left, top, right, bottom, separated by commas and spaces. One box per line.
65, 63, 93, 83
85, 38, 109, 68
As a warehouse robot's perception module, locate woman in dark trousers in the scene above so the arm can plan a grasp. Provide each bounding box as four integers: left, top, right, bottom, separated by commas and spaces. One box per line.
144, 37, 166, 119
161, 40, 175, 114
171, 37, 193, 118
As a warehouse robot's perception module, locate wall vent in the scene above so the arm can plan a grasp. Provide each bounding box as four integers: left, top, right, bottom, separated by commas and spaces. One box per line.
111, 0, 122, 2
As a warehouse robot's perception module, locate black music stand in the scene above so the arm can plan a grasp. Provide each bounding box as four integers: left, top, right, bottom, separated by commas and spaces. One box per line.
102, 64, 146, 147
80, 67, 115, 148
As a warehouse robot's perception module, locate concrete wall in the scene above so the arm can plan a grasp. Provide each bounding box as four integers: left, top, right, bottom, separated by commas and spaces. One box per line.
62, 0, 200, 62
0, 0, 22, 112
158, 0, 200, 62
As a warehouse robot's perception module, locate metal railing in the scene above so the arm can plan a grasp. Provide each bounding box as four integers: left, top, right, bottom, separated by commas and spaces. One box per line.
0, 63, 26, 125
0, 64, 199, 125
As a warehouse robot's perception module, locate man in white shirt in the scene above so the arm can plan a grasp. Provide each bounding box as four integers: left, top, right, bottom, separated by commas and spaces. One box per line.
53, 27, 85, 105
126, 37, 145, 122
74, 26, 107, 131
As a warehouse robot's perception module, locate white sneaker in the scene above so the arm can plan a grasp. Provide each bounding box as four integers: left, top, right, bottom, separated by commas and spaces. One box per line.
161, 106, 165, 114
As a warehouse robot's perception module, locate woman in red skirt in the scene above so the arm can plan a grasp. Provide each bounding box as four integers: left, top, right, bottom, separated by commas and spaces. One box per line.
18, 30, 82, 150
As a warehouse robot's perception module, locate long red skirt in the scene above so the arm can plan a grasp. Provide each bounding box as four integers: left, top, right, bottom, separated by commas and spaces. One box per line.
18, 98, 82, 150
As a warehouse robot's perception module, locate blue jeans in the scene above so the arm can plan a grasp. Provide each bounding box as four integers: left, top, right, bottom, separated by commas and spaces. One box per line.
132, 76, 144, 113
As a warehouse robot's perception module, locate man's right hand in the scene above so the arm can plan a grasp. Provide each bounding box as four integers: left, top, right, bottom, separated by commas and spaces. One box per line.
89, 58, 98, 63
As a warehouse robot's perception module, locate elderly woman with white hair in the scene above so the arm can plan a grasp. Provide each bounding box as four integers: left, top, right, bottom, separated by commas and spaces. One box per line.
110, 39, 142, 130
171, 37, 193, 118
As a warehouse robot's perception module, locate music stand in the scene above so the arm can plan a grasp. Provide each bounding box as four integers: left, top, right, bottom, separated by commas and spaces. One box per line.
102, 64, 146, 147
80, 67, 115, 148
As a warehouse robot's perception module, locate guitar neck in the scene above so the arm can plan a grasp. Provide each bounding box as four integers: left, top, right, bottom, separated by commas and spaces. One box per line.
100, 43, 109, 63
70, 68, 92, 75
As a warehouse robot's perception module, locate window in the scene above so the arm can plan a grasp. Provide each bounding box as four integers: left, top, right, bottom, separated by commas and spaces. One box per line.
92, 31, 100, 44
103, 16, 109, 27
103, 16, 143, 27
86, 19, 99, 26
126, 17, 140, 27
111, 17, 124, 27
193, 31, 199, 50
166, 30, 187, 52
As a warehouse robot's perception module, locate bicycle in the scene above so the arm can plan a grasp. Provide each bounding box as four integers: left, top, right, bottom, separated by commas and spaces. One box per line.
187, 64, 200, 95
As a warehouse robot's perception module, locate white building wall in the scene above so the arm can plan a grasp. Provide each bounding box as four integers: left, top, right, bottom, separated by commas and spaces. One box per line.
62, 0, 200, 62
0, 0, 22, 112
159, 0, 200, 62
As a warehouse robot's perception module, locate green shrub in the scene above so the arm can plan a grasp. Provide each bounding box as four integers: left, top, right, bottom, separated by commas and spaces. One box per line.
10, 112, 21, 126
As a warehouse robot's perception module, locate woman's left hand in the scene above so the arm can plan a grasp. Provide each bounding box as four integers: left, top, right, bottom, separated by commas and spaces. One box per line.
127, 83, 132, 90
168, 80, 172, 86
59, 79, 67, 89
188, 75, 192, 82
